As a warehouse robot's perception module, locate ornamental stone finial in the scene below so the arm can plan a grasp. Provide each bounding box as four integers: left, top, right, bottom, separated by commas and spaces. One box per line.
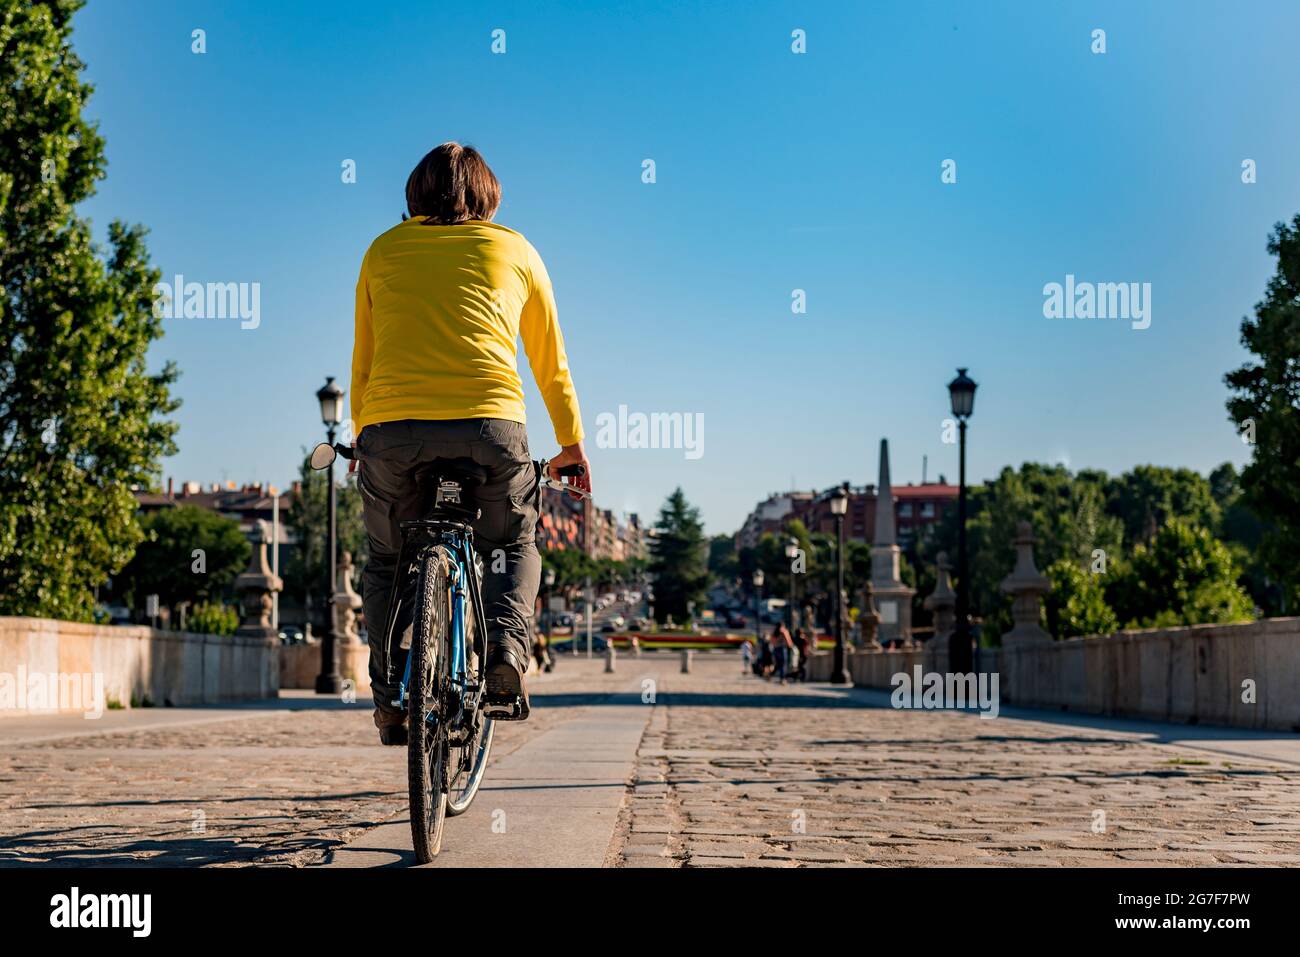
333, 550, 364, 645
235, 520, 283, 639
1000, 521, 1051, 646
860, 581, 883, 650
924, 551, 957, 641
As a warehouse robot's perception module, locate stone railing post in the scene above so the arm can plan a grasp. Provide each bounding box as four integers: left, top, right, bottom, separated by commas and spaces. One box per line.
1000, 521, 1052, 647
332, 551, 364, 645
680, 648, 692, 673
860, 581, 883, 651
235, 521, 284, 639
605, 643, 617, 673
923, 552, 957, 672
925, 552, 957, 640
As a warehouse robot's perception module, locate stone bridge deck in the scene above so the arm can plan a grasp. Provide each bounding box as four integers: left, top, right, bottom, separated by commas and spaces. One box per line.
1, 656, 1296, 867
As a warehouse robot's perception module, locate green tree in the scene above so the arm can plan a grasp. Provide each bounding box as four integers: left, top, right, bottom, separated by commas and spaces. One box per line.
285, 452, 366, 624
188, 601, 238, 636
1208, 461, 1274, 611
1104, 465, 1220, 547
0, 1, 179, 620
540, 546, 596, 604
1044, 558, 1118, 639
929, 463, 1123, 638
112, 505, 249, 611
1105, 520, 1254, 628
1225, 214, 1300, 612
647, 488, 709, 624
707, 533, 739, 584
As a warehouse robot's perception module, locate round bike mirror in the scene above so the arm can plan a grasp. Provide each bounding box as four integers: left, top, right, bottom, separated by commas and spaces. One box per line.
309, 442, 336, 470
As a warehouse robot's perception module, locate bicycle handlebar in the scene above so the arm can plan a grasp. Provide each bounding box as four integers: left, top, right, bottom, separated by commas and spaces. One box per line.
312, 442, 589, 496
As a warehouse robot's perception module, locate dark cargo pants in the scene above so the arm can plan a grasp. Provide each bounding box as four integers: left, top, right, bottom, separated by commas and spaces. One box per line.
356, 418, 541, 714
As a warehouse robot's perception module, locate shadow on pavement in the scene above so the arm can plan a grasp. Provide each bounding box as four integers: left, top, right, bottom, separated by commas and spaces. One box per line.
531, 690, 862, 710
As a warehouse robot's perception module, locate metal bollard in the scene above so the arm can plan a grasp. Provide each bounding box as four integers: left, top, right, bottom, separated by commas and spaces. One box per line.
605, 644, 616, 673
680, 648, 692, 673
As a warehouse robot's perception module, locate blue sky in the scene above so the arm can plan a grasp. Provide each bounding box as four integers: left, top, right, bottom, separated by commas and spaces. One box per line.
74, 0, 1300, 534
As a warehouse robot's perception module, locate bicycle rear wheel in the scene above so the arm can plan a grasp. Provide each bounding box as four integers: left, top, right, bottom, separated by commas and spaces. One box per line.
408, 548, 452, 862
446, 564, 493, 816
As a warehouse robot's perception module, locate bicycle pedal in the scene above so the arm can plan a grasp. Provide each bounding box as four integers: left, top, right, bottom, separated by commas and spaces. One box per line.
482, 695, 522, 720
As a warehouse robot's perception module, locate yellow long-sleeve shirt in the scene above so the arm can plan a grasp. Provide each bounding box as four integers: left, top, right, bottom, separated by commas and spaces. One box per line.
350, 218, 584, 446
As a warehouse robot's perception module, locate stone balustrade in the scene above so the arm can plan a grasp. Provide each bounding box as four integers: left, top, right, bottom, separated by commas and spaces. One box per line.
0, 616, 279, 716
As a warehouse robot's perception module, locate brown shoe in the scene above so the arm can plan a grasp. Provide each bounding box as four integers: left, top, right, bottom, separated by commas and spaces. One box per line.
483, 648, 530, 721
373, 707, 407, 746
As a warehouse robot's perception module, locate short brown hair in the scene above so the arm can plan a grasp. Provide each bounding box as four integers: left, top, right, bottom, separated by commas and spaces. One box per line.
404, 142, 501, 224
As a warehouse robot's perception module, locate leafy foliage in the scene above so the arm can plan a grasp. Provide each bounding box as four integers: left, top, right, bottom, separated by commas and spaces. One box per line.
1044, 558, 1118, 639
0, 0, 179, 620
1225, 213, 1300, 612
112, 505, 249, 610
1104, 520, 1254, 628
647, 487, 709, 623
925, 463, 1123, 637
539, 548, 642, 606
187, 601, 238, 636
898, 462, 1257, 639
284, 453, 366, 624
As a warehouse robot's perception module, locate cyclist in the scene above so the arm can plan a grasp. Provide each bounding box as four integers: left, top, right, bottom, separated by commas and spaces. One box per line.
350, 142, 591, 745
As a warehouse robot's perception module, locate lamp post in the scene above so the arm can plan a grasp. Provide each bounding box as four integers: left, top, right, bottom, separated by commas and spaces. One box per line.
947, 367, 978, 675
829, 483, 850, 684
752, 569, 764, 647
784, 537, 799, 630
314, 376, 345, 694
543, 567, 556, 646
584, 576, 593, 659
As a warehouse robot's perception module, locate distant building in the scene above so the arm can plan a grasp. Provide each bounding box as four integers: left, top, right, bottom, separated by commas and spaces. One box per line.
737, 443, 957, 554
619, 513, 646, 562
571, 497, 646, 562
134, 478, 296, 538
537, 485, 585, 551
737, 491, 815, 550
792, 482, 956, 550
132, 478, 304, 626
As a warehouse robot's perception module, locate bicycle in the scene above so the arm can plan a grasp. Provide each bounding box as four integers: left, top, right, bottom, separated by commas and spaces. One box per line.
309, 440, 587, 862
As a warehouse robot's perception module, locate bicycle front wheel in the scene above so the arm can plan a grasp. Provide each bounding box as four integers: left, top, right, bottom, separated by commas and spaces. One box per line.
445, 715, 494, 816
446, 567, 493, 816
408, 547, 452, 862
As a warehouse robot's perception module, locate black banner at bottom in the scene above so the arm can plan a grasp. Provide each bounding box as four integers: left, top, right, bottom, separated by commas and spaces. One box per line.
0, 865, 1282, 943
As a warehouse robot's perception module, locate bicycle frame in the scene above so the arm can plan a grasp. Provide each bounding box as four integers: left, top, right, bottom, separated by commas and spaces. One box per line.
385, 517, 488, 728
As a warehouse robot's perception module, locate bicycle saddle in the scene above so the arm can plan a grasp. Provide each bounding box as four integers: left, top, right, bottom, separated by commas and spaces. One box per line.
423, 457, 488, 489
416, 457, 488, 515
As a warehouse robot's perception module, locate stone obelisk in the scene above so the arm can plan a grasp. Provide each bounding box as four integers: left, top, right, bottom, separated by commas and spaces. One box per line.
870, 438, 915, 645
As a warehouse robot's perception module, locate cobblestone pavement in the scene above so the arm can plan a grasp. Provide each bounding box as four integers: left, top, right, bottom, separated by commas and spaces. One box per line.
613, 658, 1300, 868
0, 671, 591, 867
3, 655, 1298, 867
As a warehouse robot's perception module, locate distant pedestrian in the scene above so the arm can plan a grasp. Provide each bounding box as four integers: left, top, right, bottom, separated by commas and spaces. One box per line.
793, 628, 811, 681
769, 623, 794, 684
739, 639, 753, 675
532, 633, 554, 673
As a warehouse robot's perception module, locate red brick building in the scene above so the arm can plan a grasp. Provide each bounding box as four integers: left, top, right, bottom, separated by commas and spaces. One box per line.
752, 482, 957, 551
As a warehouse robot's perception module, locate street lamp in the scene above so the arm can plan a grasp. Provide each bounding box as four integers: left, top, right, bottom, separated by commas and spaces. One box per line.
948, 367, 978, 675
752, 569, 764, 647
543, 567, 556, 646
314, 376, 345, 694
784, 537, 799, 630
829, 483, 850, 684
